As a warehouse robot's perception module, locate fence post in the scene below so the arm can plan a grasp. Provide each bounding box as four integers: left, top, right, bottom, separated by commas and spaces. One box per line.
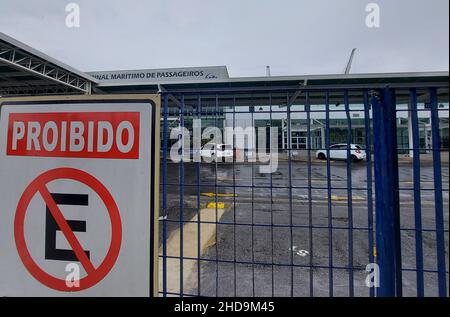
161, 93, 169, 297
429, 88, 447, 297
372, 88, 402, 297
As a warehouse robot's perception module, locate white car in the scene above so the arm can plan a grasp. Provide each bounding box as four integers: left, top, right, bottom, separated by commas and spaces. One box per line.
316, 144, 366, 162
201, 143, 234, 161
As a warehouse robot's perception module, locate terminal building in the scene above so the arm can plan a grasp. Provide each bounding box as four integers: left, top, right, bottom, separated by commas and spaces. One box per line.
1, 32, 448, 155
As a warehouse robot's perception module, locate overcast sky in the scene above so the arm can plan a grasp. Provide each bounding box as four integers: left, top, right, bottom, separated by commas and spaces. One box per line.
0, 0, 448, 77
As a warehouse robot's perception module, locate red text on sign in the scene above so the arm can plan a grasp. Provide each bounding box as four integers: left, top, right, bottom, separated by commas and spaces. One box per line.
7, 112, 140, 159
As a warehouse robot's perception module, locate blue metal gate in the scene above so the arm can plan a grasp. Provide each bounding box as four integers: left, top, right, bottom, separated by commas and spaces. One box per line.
159, 86, 449, 297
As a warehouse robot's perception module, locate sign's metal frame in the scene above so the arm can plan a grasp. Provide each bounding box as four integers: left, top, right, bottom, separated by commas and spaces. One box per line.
0, 94, 161, 297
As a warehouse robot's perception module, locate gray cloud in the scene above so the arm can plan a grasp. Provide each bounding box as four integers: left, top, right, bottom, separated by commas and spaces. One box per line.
0, 0, 448, 77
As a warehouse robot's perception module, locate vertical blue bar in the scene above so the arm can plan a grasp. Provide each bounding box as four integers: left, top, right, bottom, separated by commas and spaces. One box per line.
387, 88, 402, 297
179, 94, 185, 296
196, 95, 202, 296
344, 90, 354, 297
250, 95, 255, 297
325, 91, 333, 297
162, 93, 169, 297
287, 93, 294, 297
363, 90, 375, 297
232, 96, 237, 297
269, 93, 275, 297
372, 92, 394, 296
215, 94, 219, 297
372, 88, 402, 297
306, 92, 314, 297
410, 88, 424, 297
429, 88, 447, 297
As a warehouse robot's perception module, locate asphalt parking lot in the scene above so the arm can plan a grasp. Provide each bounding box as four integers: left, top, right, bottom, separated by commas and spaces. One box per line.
159, 158, 449, 297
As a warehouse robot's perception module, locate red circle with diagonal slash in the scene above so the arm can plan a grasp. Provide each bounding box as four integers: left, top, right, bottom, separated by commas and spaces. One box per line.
14, 167, 122, 292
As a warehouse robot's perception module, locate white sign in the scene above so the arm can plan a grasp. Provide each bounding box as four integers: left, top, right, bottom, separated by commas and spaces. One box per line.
88, 66, 229, 85
0, 95, 160, 296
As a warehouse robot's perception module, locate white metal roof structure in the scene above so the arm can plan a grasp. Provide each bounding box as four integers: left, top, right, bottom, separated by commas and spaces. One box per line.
0, 32, 97, 96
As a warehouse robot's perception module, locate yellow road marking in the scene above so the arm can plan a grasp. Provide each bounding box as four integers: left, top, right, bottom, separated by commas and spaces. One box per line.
207, 202, 225, 209
202, 192, 237, 198
329, 195, 366, 201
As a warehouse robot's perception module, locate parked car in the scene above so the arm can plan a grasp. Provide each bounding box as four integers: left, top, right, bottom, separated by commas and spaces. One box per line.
316, 144, 366, 162
201, 143, 234, 161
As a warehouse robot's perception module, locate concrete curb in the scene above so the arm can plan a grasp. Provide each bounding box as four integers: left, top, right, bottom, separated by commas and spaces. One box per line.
158, 207, 227, 295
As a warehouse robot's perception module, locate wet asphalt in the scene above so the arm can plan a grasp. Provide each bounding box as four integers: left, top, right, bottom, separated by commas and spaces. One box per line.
159, 159, 449, 297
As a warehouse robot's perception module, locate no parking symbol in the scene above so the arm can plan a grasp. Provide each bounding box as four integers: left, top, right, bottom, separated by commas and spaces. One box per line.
15, 167, 122, 291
